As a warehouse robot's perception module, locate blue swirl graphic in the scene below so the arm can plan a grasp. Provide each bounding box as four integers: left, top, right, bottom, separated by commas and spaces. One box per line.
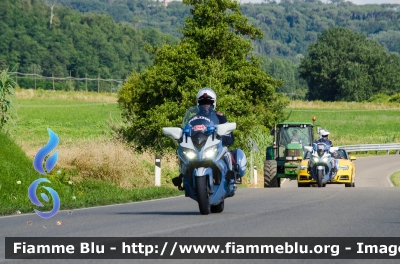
33, 128, 59, 175
28, 178, 60, 219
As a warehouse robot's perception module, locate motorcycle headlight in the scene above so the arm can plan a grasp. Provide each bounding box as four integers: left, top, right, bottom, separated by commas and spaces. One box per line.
300, 166, 308, 170
202, 146, 218, 159
313, 157, 319, 163
322, 157, 329, 163
183, 148, 197, 160
339, 165, 349, 170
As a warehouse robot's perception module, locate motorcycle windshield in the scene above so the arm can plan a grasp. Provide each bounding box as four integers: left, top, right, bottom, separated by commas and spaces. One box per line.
182, 106, 199, 128
316, 143, 328, 157
181, 106, 220, 128
182, 106, 219, 151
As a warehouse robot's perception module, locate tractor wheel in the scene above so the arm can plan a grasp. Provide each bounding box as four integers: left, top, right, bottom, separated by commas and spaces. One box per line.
264, 160, 279, 188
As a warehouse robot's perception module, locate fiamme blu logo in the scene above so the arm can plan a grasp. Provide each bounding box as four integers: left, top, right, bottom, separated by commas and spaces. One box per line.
28, 128, 60, 219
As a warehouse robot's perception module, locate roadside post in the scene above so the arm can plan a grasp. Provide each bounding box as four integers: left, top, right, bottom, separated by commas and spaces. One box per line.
248, 138, 260, 185
155, 155, 161, 186
254, 165, 257, 185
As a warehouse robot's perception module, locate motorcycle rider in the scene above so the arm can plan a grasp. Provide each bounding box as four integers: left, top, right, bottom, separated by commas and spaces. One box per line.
316, 130, 333, 147
194, 88, 234, 146
172, 88, 235, 188
314, 130, 337, 175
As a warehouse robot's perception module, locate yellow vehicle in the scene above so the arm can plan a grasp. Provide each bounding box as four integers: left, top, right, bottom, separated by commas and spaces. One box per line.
297, 148, 356, 187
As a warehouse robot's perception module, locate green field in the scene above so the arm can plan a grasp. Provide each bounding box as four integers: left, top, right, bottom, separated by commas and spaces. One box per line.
14, 100, 121, 146
14, 95, 400, 148
286, 103, 400, 146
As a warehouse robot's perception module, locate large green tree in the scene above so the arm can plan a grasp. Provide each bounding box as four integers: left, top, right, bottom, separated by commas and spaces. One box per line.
299, 27, 400, 101
118, 0, 288, 152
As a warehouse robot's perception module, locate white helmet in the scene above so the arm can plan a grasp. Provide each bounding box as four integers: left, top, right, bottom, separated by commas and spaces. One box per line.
196, 88, 217, 109
321, 130, 330, 136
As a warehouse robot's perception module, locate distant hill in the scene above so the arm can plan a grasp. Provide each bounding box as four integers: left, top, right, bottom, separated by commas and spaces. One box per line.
57, 0, 400, 59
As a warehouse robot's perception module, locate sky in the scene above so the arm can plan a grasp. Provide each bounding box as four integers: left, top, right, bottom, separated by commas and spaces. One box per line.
239, 0, 400, 4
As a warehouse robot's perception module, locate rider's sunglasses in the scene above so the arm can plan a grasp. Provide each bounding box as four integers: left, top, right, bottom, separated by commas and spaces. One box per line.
198, 99, 214, 105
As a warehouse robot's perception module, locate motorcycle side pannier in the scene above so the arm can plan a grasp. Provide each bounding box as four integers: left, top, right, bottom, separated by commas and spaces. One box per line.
231, 149, 247, 177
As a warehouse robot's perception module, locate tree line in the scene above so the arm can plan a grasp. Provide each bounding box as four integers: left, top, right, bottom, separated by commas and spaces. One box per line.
1, 0, 399, 100
0, 0, 177, 91
57, 0, 400, 56
55, 0, 400, 100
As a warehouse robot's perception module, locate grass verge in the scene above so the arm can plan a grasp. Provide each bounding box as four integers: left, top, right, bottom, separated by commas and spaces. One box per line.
0, 131, 182, 216
390, 171, 400, 187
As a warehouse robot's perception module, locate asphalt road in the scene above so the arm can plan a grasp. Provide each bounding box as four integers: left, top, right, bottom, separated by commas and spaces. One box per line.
1, 155, 400, 264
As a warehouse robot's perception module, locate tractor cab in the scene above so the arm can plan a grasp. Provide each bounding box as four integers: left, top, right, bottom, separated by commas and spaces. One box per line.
264, 122, 315, 187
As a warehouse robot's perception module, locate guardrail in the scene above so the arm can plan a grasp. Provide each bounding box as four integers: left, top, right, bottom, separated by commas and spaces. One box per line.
338, 143, 400, 155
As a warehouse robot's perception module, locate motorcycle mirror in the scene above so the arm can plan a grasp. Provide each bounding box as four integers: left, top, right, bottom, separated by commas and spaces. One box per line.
217, 122, 236, 136
163, 127, 182, 140
329, 147, 339, 153
303, 146, 313, 152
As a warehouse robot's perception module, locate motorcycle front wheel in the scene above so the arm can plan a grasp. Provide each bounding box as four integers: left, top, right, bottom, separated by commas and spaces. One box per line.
196, 176, 210, 215
317, 170, 324, 188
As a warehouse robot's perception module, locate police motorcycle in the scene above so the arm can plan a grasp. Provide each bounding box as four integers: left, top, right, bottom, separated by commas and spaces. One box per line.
163, 106, 247, 215
304, 143, 338, 187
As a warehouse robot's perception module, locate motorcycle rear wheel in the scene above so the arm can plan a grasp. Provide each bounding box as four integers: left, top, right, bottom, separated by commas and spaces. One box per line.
196, 176, 211, 215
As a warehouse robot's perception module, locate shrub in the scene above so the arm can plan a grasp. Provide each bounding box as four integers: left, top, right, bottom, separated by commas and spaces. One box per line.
0, 69, 17, 133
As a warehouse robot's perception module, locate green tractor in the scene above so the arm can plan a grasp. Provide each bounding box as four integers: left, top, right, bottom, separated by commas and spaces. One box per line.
264, 122, 315, 187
